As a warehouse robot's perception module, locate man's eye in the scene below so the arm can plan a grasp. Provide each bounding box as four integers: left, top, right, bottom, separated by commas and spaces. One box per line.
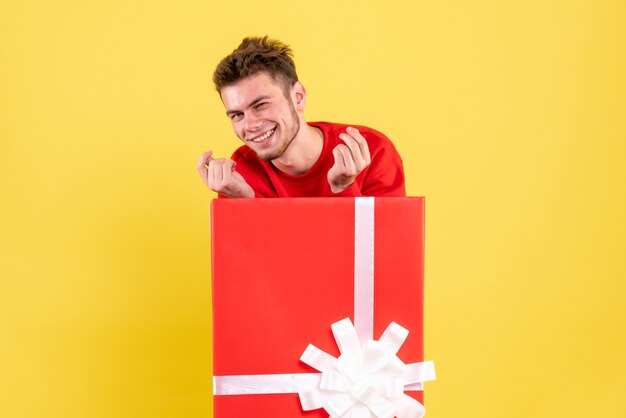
231, 113, 243, 121
255, 102, 268, 110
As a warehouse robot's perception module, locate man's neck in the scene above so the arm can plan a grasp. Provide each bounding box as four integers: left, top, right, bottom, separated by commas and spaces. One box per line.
272, 122, 324, 176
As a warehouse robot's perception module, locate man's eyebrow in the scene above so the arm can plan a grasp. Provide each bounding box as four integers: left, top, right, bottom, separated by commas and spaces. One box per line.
225, 96, 271, 116
249, 95, 271, 107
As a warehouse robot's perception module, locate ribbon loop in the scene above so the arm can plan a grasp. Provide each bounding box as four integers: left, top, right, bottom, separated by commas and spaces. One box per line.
403, 361, 437, 386
396, 394, 427, 418
301, 344, 337, 372
299, 389, 323, 411
332, 318, 362, 355
379, 322, 409, 354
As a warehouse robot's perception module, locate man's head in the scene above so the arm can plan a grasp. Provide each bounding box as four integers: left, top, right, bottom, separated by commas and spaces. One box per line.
215, 37, 307, 162
213, 36, 299, 98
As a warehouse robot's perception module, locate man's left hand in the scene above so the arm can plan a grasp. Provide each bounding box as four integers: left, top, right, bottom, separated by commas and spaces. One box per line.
327, 127, 371, 193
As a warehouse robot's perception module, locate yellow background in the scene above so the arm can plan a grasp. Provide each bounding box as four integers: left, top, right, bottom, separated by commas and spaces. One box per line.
1, 1, 625, 417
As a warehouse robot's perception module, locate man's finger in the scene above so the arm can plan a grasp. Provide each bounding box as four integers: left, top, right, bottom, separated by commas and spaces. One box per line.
221, 159, 236, 183
207, 159, 216, 189
336, 144, 356, 175
208, 159, 225, 190
196, 151, 214, 170
339, 133, 366, 171
214, 159, 226, 186
196, 151, 213, 185
198, 165, 209, 186
332, 146, 346, 170
346, 127, 371, 165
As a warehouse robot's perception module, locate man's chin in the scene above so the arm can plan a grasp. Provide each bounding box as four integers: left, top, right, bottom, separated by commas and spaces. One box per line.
255, 144, 288, 162
256, 150, 281, 162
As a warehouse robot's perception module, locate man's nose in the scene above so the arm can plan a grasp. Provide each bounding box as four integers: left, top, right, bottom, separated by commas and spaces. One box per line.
244, 113, 262, 132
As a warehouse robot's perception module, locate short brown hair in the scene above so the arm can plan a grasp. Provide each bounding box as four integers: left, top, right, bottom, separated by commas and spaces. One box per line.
212, 36, 299, 96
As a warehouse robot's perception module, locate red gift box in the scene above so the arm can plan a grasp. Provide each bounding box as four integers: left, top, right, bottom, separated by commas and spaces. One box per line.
211, 197, 432, 417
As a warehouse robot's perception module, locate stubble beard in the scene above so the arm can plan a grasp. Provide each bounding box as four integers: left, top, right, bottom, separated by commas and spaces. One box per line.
257, 102, 300, 162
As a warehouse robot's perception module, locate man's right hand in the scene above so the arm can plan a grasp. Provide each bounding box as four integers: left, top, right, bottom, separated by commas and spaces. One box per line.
196, 151, 255, 198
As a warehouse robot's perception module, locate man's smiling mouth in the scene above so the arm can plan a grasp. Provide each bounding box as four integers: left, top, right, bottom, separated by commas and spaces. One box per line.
250, 128, 275, 143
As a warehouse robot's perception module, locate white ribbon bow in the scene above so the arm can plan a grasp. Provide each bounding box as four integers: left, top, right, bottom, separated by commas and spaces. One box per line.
299, 318, 435, 418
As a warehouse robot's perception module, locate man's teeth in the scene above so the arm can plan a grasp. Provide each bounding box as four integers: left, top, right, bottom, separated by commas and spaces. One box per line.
252, 129, 275, 143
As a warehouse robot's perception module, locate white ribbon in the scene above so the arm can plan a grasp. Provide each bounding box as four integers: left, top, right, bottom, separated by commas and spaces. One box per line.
213, 197, 436, 417
354, 197, 375, 344
299, 318, 435, 418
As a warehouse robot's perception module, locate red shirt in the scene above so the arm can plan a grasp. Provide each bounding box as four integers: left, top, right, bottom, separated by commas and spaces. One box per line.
227, 121, 405, 198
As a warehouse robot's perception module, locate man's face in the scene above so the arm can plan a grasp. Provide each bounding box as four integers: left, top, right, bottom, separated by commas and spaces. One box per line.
221, 72, 301, 161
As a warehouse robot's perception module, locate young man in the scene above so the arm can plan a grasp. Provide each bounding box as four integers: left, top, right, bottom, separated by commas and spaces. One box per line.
196, 36, 405, 198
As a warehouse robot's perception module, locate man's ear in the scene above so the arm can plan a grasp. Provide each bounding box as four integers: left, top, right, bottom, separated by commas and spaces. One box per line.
291, 81, 306, 112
